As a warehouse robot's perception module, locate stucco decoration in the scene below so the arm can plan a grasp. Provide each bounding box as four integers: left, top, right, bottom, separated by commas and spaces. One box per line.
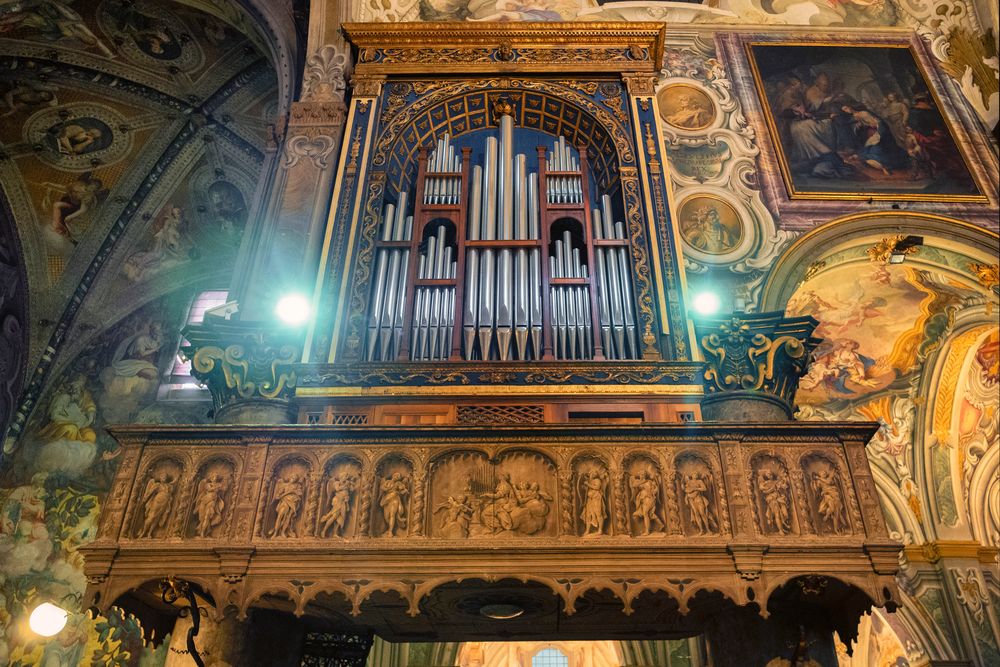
656, 36, 795, 309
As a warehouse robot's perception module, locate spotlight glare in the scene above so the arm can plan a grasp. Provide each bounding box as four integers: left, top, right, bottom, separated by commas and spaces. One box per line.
692, 291, 721, 316
29, 602, 68, 637
275, 293, 311, 325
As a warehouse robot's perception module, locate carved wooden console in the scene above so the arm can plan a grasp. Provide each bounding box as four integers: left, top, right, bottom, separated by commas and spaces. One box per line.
82, 422, 900, 641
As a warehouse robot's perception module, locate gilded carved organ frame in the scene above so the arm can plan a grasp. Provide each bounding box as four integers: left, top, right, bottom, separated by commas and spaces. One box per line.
304, 23, 697, 376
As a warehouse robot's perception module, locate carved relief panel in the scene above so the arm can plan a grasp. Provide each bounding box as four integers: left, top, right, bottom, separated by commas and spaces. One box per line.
801, 454, 850, 535
428, 451, 488, 539
674, 453, 721, 537
572, 455, 612, 537
373, 456, 414, 537
262, 457, 311, 539
623, 454, 668, 537
186, 458, 236, 539
131, 457, 183, 539
318, 456, 362, 538
485, 450, 558, 538
750, 453, 797, 536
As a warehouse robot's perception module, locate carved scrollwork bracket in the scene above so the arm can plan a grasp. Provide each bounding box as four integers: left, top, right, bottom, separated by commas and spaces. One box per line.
696, 312, 821, 421
182, 319, 302, 424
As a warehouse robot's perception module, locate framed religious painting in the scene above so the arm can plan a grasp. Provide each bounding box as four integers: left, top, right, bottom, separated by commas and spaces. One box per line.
743, 41, 988, 203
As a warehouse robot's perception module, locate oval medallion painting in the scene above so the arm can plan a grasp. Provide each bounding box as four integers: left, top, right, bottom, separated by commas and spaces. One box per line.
677, 196, 743, 256
657, 84, 716, 131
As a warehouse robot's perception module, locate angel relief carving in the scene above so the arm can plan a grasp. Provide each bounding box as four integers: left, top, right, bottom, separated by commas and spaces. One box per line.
191, 460, 233, 538
626, 457, 665, 536
135, 459, 180, 538
676, 455, 719, 536
318, 459, 360, 538
753, 455, 793, 535
428, 451, 556, 538
268, 460, 309, 538
574, 458, 610, 537
804, 457, 848, 534
374, 458, 413, 537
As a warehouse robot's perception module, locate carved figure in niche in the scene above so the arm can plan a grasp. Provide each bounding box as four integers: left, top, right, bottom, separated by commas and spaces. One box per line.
810, 463, 846, 533
435, 486, 475, 539
577, 467, 608, 537
193, 470, 229, 537
318, 472, 357, 537
756, 465, 791, 535
629, 464, 664, 536
137, 468, 176, 538
683, 470, 717, 535
270, 471, 306, 538
478, 473, 552, 536
378, 471, 410, 536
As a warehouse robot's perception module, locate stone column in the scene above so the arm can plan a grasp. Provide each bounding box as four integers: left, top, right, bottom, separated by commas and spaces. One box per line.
234, 44, 350, 321
182, 317, 302, 424
695, 312, 821, 422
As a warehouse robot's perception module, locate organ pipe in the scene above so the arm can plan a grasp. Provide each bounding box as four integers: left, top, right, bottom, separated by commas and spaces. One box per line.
365, 121, 641, 363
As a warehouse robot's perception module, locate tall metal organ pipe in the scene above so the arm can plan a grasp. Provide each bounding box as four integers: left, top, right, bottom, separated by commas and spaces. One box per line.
366, 122, 641, 363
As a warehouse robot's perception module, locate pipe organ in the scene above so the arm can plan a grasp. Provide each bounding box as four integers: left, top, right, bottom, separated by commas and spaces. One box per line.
364, 108, 641, 364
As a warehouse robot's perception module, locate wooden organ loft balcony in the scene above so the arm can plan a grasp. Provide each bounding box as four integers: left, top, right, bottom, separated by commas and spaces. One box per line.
82, 421, 900, 644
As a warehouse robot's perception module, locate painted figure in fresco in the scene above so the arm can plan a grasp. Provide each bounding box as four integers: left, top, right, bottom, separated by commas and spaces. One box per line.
378, 471, 410, 536
41, 172, 108, 245
0, 1, 115, 58
318, 473, 356, 537
579, 470, 607, 536
811, 467, 846, 533
123, 205, 191, 281
1, 81, 59, 116
271, 472, 305, 538
56, 123, 104, 155
681, 204, 735, 254
683, 470, 717, 535
663, 92, 714, 129
800, 339, 879, 395
193, 472, 228, 538
435, 493, 475, 539
138, 469, 175, 538
629, 468, 663, 536
107, 0, 183, 60
207, 181, 248, 238
38, 375, 97, 443
757, 468, 791, 534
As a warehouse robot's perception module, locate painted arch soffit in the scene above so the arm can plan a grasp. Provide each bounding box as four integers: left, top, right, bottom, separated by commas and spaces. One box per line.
0, 1, 279, 340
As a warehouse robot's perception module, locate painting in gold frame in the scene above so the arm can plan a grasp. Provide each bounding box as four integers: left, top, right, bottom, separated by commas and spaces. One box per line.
746, 42, 985, 202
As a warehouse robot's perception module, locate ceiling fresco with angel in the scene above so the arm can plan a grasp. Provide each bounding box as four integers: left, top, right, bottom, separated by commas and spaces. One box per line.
0, 0, 276, 338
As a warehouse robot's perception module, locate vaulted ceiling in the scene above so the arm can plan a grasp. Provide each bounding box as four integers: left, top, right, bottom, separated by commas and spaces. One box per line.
0, 0, 299, 444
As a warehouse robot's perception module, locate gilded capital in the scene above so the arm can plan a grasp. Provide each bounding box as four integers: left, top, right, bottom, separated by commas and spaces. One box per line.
696, 312, 820, 421
182, 318, 302, 424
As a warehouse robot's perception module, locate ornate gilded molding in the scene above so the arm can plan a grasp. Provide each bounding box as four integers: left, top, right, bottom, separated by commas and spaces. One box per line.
297, 361, 701, 390
968, 262, 999, 290
182, 319, 302, 420
696, 313, 820, 416
866, 235, 921, 264
343, 22, 665, 75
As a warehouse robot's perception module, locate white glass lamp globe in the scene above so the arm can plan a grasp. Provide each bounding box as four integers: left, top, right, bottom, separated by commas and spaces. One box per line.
692, 291, 721, 316
275, 293, 311, 325
29, 602, 68, 637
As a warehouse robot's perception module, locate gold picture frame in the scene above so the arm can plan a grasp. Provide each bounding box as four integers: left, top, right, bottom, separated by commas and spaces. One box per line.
745, 41, 987, 203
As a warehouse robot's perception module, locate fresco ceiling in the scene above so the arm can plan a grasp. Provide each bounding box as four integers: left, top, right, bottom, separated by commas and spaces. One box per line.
0, 0, 278, 370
